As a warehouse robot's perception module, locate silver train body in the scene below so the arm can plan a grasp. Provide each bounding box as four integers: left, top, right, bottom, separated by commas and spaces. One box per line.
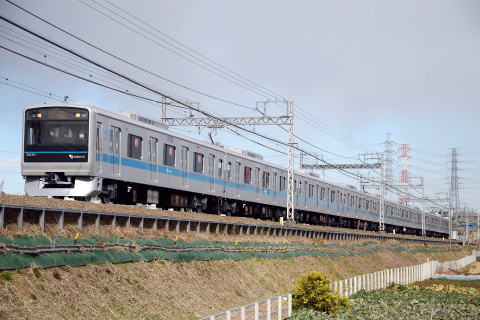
22, 103, 450, 237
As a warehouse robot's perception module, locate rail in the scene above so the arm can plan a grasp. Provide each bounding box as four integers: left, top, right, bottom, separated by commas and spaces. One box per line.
203, 250, 479, 319
0, 203, 454, 245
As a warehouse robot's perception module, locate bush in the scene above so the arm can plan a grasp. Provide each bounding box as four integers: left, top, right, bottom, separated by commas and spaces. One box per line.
33, 269, 41, 278
292, 271, 350, 314
0, 272, 13, 281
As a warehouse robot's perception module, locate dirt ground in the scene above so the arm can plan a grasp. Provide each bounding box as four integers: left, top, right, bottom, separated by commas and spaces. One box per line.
414, 280, 480, 290
414, 260, 480, 290
0, 244, 473, 320
446, 260, 480, 275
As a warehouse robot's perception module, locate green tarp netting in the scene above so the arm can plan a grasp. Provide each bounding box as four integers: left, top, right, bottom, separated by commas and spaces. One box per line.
0, 235, 462, 270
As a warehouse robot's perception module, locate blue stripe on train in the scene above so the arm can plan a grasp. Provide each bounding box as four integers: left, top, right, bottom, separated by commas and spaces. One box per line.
96, 152, 396, 219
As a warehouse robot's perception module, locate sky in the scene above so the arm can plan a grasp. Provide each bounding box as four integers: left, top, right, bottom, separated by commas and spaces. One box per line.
0, 0, 479, 213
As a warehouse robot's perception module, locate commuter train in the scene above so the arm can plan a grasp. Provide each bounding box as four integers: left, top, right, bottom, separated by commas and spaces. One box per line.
22, 103, 450, 238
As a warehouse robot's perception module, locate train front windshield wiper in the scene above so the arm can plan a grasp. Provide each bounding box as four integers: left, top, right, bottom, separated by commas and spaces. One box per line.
62, 143, 83, 151
46, 142, 70, 150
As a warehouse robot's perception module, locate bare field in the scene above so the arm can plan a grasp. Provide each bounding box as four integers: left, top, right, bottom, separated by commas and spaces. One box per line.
0, 194, 442, 242
0, 242, 473, 319
0, 194, 471, 319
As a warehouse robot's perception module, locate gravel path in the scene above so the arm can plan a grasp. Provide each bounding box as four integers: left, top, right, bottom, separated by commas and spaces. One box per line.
0, 194, 431, 239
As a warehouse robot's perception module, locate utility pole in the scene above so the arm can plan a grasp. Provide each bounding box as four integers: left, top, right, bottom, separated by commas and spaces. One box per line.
449, 148, 461, 222
327, 152, 385, 232
426, 192, 451, 242
398, 144, 411, 205
163, 98, 295, 223
286, 100, 295, 225
477, 209, 479, 245
465, 204, 469, 245
161, 97, 166, 122
380, 153, 385, 232
384, 133, 394, 193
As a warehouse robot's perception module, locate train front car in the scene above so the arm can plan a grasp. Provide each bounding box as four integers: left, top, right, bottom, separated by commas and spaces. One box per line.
22, 104, 99, 199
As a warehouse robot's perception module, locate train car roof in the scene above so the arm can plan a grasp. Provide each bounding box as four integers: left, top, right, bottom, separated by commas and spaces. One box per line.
24, 103, 448, 220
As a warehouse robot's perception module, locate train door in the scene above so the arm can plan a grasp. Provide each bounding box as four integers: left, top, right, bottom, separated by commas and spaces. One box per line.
340, 192, 344, 214
272, 172, 277, 202
254, 167, 260, 199
327, 187, 330, 211
180, 146, 188, 187
109, 126, 121, 175
219, 157, 225, 195
208, 154, 215, 192
304, 183, 307, 208
295, 180, 298, 206
148, 137, 158, 181
235, 161, 241, 196
96, 122, 102, 174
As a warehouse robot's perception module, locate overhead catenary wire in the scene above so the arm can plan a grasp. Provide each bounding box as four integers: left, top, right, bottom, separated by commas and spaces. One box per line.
80, 0, 278, 100
3, 0, 257, 112
0, 13, 459, 210
4, 44, 448, 209
4, 0, 380, 169
39, 0, 376, 154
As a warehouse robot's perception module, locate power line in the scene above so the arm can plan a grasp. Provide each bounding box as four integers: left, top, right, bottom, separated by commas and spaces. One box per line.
5, 0, 378, 166
0, 14, 457, 210
3, 1, 257, 111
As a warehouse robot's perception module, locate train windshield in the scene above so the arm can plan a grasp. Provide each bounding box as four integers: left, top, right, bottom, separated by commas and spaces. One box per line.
24, 107, 89, 152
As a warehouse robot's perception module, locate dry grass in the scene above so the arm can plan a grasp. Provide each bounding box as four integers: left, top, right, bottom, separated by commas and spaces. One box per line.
0, 194, 435, 240
0, 194, 470, 319
0, 243, 473, 320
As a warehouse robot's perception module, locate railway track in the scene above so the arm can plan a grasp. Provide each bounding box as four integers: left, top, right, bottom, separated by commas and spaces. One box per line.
0, 201, 456, 245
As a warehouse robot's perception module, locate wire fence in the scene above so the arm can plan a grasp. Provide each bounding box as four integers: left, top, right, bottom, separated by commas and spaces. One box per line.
203, 250, 479, 320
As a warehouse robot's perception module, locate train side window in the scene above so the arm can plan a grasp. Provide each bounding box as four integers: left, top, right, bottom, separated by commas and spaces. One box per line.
194, 152, 204, 173
109, 128, 113, 153
164, 144, 176, 167
96, 124, 101, 152
114, 129, 120, 156
244, 167, 252, 184
309, 184, 314, 198
127, 134, 142, 160
218, 159, 223, 178
321, 188, 325, 200
331, 190, 335, 203
152, 139, 157, 163
279, 176, 286, 192
227, 162, 231, 180
262, 171, 270, 188
273, 172, 277, 191
235, 162, 241, 182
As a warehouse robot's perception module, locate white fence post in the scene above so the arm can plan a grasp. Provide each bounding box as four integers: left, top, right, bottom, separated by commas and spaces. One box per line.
288, 294, 292, 317
203, 252, 480, 320
266, 299, 271, 320
277, 296, 281, 320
